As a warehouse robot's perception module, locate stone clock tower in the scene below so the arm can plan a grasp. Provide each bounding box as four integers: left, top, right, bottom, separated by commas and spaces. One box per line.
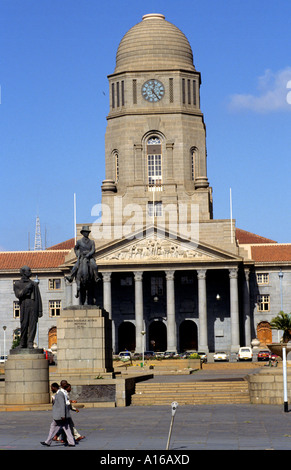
101, 13, 212, 238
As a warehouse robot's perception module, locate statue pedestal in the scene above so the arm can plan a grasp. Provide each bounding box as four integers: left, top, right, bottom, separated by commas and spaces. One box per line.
56, 306, 113, 375
5, 349, 50, 405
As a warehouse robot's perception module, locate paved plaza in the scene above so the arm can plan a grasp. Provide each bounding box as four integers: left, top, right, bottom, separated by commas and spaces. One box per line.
1, 402, 291, 452
1, 366, 290, 456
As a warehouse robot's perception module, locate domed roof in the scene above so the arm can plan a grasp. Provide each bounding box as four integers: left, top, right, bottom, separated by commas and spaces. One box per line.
114, 14, 195, 73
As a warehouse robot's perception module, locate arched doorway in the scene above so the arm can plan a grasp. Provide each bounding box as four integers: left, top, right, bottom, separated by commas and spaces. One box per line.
179, 320, 198, 351
257, 321, 272, 346
48, 326, 57, 349
149, 320, 167, 352
118, 322, 135, 352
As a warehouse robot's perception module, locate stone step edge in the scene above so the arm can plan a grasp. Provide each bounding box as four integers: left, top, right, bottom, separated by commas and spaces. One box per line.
0, 402, 116, 412
135, 383, 249, 389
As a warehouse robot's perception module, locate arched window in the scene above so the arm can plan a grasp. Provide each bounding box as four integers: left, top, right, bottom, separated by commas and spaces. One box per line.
113, 151, 119, 183
147, 137, 162, 185
48, 326, 57, 349
191, 147, 197, 181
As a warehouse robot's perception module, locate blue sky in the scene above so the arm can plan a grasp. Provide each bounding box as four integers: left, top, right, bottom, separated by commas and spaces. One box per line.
0, 0, 291, 251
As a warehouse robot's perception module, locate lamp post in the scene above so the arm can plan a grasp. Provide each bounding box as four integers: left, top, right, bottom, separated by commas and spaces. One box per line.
35, 274, 40, 347
279, 269, 284, 310
283, 346, 288, 412
279, 269, 284, 342
3, 326, 7, 359
141, 330, 146, 367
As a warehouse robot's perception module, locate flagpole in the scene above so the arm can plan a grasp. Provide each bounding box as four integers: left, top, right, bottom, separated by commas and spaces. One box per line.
74, 193, 77, 244
153, 184, 155, 225
230, 188, 233, 243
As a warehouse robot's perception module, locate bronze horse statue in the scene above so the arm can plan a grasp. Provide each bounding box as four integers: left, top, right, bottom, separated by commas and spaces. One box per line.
65, 226, 100, 306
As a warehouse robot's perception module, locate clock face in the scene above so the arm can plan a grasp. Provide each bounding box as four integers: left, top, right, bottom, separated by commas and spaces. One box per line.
142, 79, 165, 102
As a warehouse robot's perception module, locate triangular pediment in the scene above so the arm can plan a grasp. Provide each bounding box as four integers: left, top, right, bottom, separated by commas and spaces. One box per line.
91, 226, 243, 267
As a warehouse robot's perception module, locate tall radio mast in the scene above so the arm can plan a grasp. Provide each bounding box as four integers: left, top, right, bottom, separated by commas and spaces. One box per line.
34, 215, 42, 251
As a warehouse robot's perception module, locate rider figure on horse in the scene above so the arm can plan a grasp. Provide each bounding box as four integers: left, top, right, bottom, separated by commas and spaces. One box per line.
65, 225, 99, 298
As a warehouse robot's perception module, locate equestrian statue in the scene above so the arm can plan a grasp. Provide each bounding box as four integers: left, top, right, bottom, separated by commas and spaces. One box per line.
65, 225, 100, 305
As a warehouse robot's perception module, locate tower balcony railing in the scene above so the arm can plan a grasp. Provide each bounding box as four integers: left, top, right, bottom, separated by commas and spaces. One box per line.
148, 181, 164, 192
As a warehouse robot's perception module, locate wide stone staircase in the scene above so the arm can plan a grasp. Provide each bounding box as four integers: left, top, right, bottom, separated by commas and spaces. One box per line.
131, 379, 251, 405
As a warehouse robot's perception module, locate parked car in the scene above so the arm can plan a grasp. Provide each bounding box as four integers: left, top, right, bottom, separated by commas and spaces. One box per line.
0, 355, 7, 364
164, 351, 179, 358
213, 351, 229, 362
132, 352, 142, 360
257, 350, 270, 361
118, 351, 132, 361
180, 350, 195, 358
155, 351, 165, 358
144, 351, 155, 359
237, 346, 253, 361
180, 352, 190, 358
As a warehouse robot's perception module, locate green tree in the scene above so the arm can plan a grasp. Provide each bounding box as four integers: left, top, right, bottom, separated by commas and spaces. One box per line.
270, 311, 291, 343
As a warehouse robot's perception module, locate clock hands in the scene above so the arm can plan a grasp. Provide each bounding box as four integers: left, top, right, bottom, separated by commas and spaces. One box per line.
142, 80, 164, 102
151, 88, 159, 99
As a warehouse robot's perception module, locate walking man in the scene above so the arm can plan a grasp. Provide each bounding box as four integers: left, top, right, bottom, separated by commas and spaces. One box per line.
40, 383, 75, 447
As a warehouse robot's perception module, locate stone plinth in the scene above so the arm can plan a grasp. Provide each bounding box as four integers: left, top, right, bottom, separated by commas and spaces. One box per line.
247, 367, 291, 405
56, 306, 113, 374
5, 349, 50, 405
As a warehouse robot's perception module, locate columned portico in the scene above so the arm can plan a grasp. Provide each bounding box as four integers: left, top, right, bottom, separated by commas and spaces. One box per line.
166, 270, 176, 351
98, 263, 246, 353
94, 226, 248, 354
197, 269, 208, 352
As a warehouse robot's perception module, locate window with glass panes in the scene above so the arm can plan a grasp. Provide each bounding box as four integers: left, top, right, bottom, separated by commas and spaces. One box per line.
148, 201, 162, 217
49, 279, 61, 290
147, 137, 162, 185
257, 273, 269, 285
49, 300, 61, 317
257, 294, 270, 311
13, 301, 20, 318
151, 276, 164, 296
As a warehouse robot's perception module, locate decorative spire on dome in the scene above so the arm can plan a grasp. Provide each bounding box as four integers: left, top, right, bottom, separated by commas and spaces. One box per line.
142, 13, 165, 20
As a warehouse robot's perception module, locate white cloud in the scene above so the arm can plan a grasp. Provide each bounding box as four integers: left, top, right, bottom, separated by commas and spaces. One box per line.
229, 67, 291, 113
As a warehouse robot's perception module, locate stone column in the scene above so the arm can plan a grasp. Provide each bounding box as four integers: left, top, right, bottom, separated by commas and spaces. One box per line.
166, 270, 176, 351
243, 268, 251, 346
134, 271, 144, 353
102, 272, 112, 318
197, 269, 208, 352
229, 267, 240, 352
102, 271, 115, 352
